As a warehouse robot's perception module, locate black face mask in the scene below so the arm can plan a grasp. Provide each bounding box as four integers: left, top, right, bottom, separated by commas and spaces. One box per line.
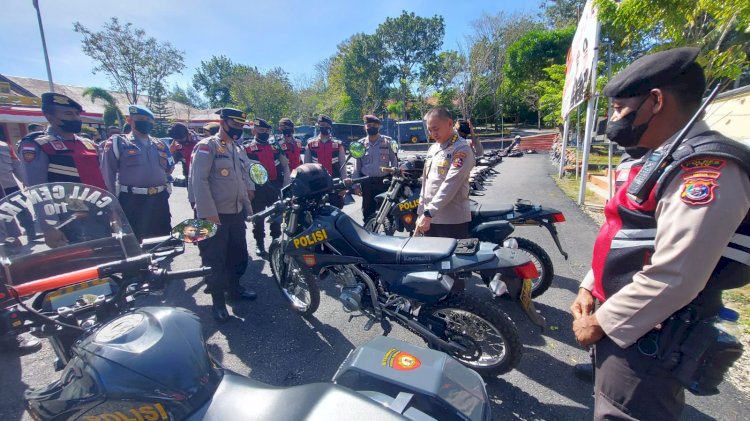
605, 97, 654, 147
282, 128, 294, 136
624, 146, 651, 159
366, 127, 379, 136
223, 122, 243, 140
59, 119, 82, 134
319, 127, 331, 136
256, 133, 270, 143
134, 120, 154, 135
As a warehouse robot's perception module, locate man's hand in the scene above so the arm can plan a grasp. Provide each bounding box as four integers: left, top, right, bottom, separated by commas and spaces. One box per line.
169, 139, 181, 154
353, 185, 362, 196
43, 228, 68, 248
247, 190, 255, 201
205, 215, 221, 225
570, 287, 594, 321
343, 177, 352, 186
415, 214, 431, 235
573, 314, 605, 347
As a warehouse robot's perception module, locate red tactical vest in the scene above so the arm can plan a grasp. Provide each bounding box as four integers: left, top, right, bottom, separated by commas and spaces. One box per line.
281, 139, 302, 170
591, 133, 750, 311
181, 133, 199, 172
244, 141, 283, 181
39, 136, 106, 190
308, 138, 341, 176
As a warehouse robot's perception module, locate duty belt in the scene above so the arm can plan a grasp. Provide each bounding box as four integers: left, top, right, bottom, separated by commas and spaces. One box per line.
121, 185, 167, 195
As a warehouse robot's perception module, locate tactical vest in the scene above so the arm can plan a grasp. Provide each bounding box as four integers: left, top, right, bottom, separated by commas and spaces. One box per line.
35, 133, 106, 190
244, 141, 283, 181
281, 140, 302, 170
592, 132, 750, 317
308, 138, 341, 176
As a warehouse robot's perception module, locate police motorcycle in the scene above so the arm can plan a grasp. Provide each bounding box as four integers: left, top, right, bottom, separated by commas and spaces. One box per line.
249, 154, 542, 376
365, 155, 567, 298
0, 185, 494, 421
0, 183, 214, 372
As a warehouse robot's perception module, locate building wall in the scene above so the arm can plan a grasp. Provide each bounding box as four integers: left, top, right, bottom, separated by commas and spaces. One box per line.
705, 86, 750, 143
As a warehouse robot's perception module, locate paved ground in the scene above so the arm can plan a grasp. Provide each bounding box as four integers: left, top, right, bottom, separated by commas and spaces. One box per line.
1, 154, 748, 420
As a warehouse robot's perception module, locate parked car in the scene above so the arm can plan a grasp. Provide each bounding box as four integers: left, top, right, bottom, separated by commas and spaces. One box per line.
397, 120, 429, 143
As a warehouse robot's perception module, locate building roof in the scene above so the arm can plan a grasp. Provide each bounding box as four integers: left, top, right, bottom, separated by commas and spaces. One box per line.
0, 74, 219, 124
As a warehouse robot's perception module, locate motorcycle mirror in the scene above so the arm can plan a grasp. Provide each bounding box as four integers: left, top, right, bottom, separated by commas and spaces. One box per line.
349, 142, 365, 159
390, 139, 400, 154
249, 163, 269, 185
171, 219, 218, 244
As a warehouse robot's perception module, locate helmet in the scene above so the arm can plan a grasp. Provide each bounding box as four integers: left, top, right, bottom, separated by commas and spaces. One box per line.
399, 156, 425, 179
291, 163, 334, 199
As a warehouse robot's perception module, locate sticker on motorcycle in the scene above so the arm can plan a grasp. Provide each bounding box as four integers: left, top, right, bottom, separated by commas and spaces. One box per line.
382, 347, 421, 371
0, 184, 113, 223
293, 228, 328, 248
398, 198, 419, 212
82, 402, 169, 421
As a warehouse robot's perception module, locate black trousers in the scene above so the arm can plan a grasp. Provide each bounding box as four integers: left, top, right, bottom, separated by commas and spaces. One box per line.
251, 180, 282, 245
198, 212, 249, 307
424, 222, 469, 239
594, 336, 685, 421
118, 190, 171, 241
361, 176, 388, 220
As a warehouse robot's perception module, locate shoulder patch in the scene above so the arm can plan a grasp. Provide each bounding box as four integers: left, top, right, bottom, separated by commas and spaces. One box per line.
681, 158, 726, 171
680, 174, 718, 206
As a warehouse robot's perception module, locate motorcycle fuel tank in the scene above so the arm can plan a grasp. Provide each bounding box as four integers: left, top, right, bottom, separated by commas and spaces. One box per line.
26, 307, 222, 421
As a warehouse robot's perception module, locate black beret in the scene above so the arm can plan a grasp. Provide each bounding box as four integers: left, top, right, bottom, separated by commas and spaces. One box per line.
317, 115, 333, 125
363, 114, 381, 124
278, 118, 294, 128
253, 118, 272, 129
41, 93, 83, 112
603, 47, 702, 98
215, 108, 247, 123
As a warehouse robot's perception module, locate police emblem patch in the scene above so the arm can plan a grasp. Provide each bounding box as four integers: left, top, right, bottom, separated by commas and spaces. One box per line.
452, 157, 463, 168
22, 146, 36, 162
681, 177, 717, 205
220, 168, 230, 177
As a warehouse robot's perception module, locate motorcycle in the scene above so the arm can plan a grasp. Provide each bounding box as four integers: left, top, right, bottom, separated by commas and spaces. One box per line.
249, 155, 543, 376
365, 159, 567, 298
0, 184, 493, 421
0, 183, 214, 370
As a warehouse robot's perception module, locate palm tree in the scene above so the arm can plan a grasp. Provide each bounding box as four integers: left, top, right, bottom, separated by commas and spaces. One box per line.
82, 87, 124, 127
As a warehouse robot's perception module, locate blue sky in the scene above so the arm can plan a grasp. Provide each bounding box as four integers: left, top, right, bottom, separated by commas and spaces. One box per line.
2, 0, 536, 92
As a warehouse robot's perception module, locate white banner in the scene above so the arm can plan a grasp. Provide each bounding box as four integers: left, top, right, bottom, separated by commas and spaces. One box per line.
561, 0, 599, 118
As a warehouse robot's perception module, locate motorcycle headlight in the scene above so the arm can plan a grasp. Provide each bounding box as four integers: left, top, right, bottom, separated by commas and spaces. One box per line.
503, 238, 519, 249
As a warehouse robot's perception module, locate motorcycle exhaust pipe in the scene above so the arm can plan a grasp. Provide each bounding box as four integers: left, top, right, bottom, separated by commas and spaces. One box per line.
380, 307, 469, 355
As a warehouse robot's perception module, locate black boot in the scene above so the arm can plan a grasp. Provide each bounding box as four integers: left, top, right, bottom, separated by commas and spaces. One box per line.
212, 304, 230, 323
227, 287, 257, 301
0, 335, 42, 355
573, 363, 594, 382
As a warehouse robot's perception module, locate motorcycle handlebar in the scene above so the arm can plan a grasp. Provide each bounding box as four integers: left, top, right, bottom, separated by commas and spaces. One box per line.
157, 267, 212, 281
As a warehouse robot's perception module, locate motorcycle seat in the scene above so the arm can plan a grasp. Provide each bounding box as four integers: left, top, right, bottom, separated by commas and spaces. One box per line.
470, 201, 515, 218
335, 215, 456, 264
187, 373, 407, 421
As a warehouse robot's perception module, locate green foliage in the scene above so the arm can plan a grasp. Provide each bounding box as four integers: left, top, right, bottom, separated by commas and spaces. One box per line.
149, 81, 171, 137
74, 18, 185, 105
170, 84, 207, 109
81, 87, 123, 127
539, 0, 588, 29
192, 55, 235, 108
386, 101, 404, 119
504, 26, 575, 85
330, 34, 392, 116
229, 66, 294, 125
536, 64, 568, 127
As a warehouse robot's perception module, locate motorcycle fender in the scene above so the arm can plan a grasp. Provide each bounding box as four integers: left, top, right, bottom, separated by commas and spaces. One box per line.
333, 336, 492, 421
470, 221, 515, 243
373, 192, 387, 207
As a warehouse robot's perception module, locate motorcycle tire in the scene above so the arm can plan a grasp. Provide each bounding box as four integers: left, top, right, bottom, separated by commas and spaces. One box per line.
363, 215, 396, 236
418, 293, 522, 376
482, 237, 554, 298
269, 239, 320, 317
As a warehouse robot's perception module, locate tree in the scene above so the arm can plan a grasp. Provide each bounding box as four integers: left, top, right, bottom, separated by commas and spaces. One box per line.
539, 0, 587, 29
74, 18, 185, 105
81, 87, 123, 127
376, 11, 445, 119
331, 34, 392, 116
192, 55, 236, 108
149, 81, 171, 137
170, 84, 207, 123
230, 66, 294, 125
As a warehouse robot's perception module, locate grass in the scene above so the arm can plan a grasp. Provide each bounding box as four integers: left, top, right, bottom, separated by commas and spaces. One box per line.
552, 174, 606, 207
724, 285, 750, 335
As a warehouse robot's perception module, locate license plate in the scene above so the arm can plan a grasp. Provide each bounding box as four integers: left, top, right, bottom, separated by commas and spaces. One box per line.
45, 279, 113, 310
520, 278, 532, 311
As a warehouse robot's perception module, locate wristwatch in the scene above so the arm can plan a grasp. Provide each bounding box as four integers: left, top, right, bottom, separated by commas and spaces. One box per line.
423, 210, 432, 218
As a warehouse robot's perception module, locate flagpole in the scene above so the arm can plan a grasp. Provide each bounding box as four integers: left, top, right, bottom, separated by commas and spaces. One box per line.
32, 0, 54, 92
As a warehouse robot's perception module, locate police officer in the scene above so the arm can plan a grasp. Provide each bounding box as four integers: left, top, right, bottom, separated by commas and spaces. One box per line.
0, 139, 33, 239
243, 118, 290, 256
570, 48, 750, 420
203, 122, 220, 136
304, 115, 347, 208
352, 114, 398, 220
190, 108, 256, 323
100, 105, 175, 241
18, 93, 106, 190
168, 122, 199, 186
415, 107, 475, 239
456, 118, 484, 157
278, 118, 303, 172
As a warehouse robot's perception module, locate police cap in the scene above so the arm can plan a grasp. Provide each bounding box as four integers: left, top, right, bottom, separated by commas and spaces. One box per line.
278, 118, 294, 129
363, 114, 381, 124
317, 115, 333, 125
603, 47, 703, 98
215, 108, 247, 124
41, 93, 83, 112
128, 104, 155, 119
253, 118, 272, 129
203, 122, 220, 135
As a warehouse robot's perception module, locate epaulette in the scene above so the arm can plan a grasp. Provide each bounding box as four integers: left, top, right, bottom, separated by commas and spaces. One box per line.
22, 131, 48, 146
309, 140, 319, 148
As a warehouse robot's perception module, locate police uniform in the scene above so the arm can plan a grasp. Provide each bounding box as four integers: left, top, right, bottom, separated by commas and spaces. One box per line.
243, 118, 290, 253
100, 105, 174, 241
278, 118, 303, 171
576, 48, 750, 420
304, 115, 346, 208
190, 108, 256, 321
18, 94, 106, 190
417, 133, 475, 238
0, 140, 32, 239
352, 115, 398, 220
